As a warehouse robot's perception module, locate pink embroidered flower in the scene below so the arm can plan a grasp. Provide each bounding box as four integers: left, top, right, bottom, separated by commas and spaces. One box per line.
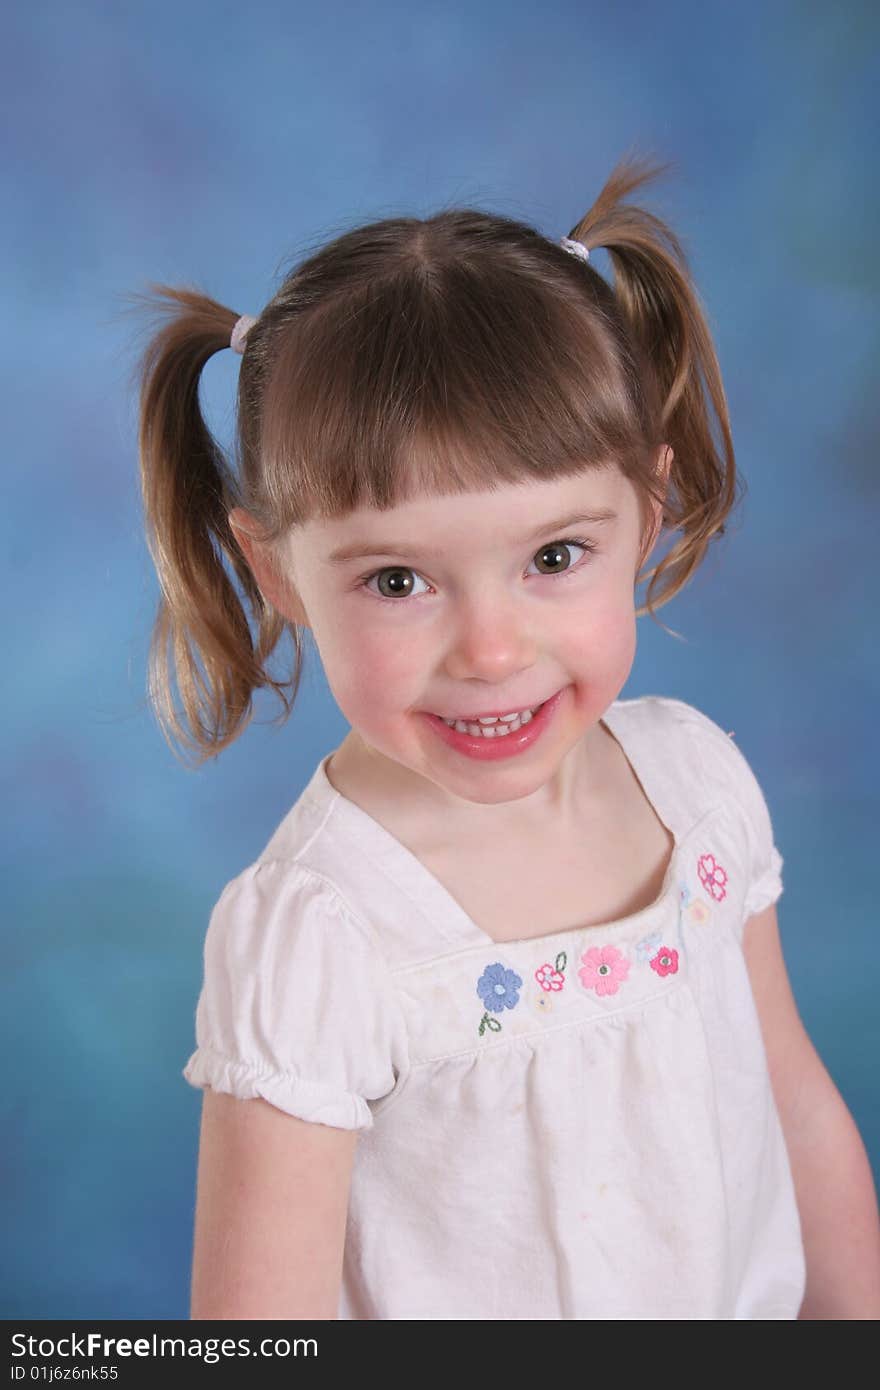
535, 962, 565, 992
578, 944, 631, 997
686, 898, 711, 926
649, 946, 679, 977
697, 852, 729, 902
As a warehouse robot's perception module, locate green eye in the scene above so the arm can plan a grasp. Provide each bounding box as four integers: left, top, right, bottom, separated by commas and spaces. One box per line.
529, 538, 596, 575
364, 567, 428, 600
361, 536, 598, 604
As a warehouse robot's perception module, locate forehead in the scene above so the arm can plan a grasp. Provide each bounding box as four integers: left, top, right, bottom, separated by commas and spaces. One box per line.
289, 470, 634, 563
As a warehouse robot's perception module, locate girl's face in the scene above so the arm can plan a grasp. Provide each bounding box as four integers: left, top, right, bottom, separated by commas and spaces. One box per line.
231, 459, 668, 813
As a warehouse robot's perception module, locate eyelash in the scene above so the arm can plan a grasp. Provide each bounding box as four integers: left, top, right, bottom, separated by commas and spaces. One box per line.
358, 537, 599, 605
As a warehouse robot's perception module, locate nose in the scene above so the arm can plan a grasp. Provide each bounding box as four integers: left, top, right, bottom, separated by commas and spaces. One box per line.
442, 590, 538, 683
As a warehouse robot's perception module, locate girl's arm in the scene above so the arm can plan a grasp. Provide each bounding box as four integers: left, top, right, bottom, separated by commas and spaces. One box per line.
744, 903, 880, 1319
189, 1089, 358, 1320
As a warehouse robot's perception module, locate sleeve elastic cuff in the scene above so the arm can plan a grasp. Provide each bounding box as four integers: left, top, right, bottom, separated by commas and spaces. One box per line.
182, 1044, 374, 1131
744, 845, 784, 919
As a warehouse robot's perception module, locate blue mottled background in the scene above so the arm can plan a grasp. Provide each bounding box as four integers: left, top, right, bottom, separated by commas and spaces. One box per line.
4, 0, 877, 1319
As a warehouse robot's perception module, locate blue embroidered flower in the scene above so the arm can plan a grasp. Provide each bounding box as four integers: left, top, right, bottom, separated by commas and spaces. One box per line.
636, 928, 663, 963
476, 962, 523, 1012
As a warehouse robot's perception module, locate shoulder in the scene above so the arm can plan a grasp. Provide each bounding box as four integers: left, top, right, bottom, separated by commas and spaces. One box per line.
187, 856, 411, 1128
616, 694, 768, 792
204, 856, 389, 976
613, 694, 784, 920
615, 692, 736, 749
659, 696, 776, 825
611, 693, 779, 849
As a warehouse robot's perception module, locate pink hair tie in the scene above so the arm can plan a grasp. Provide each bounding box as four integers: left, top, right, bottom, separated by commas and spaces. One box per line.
230, 314, 257, 354
559, 236, 590, 262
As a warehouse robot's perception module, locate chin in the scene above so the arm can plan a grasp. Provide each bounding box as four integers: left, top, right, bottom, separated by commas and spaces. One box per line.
436, 761, 567, 806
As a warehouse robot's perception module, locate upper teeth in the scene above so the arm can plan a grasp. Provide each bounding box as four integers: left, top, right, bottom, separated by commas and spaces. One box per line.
439, 704, 542, 735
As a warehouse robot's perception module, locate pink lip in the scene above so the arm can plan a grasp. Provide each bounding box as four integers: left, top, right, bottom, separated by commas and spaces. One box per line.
422, 687, 567, 761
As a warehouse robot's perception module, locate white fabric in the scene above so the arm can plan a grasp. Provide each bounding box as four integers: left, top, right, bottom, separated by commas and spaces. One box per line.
183, 695, 806, 1320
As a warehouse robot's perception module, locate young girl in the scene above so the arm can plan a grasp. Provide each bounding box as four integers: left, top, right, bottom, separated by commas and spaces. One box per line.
135, 155, 880, 1320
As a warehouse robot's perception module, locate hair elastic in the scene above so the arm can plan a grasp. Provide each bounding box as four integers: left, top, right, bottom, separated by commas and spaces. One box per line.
230, 314, 257, 354
559, 236, 590, 262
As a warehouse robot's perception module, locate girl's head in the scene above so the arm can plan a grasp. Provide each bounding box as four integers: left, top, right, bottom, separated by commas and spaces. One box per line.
133, 154, 739, 773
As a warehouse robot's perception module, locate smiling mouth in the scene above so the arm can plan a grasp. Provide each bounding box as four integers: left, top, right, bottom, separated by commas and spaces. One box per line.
430, 699, 549, 735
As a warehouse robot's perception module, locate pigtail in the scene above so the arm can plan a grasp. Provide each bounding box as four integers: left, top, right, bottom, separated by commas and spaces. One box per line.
132, 285, 297, 766
567, 153, 740, 619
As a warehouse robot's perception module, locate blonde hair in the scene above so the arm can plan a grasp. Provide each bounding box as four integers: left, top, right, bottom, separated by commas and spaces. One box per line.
132, 152, 740, 766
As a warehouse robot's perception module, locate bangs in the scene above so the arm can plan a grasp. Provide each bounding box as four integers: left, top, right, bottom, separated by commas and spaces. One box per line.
250, 250, 656, 540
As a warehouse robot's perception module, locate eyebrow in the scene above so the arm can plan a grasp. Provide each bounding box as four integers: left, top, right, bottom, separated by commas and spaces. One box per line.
327, 509, 619, 564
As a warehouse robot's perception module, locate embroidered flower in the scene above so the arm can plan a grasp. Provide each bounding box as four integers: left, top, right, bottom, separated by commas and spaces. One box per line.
636, 928, 663, 963
577, 944, 631, 997
686, 898, 711, 926
697, 852, 729, 903
535, 950, 567, 992
476, 962, 522, 1012
649, 946, 679, 977
477, 962, 523, 1035
534, 993, 556, 1015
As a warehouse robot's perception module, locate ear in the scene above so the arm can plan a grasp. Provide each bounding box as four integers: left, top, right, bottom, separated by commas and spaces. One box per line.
228, 508, 311, 629
639, 445, 674, 567
657, 443, 674, 484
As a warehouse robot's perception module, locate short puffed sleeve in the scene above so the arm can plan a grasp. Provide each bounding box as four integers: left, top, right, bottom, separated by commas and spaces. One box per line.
668, 699, 785, 920
182, 859, 410, 1130
726, 735, 784, 918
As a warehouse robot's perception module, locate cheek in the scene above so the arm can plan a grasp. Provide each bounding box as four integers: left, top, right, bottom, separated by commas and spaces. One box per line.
557, 584, 635, 659
602, 607, 637, 684
320, 618, 426, 712
556, 597, 636, 701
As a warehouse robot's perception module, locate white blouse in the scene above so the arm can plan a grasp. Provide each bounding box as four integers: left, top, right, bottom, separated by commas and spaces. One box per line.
183, 695, 807, 1319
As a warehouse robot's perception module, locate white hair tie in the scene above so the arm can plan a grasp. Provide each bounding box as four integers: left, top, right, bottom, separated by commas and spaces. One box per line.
230, 314, 257, 354
559, 236, 590, 262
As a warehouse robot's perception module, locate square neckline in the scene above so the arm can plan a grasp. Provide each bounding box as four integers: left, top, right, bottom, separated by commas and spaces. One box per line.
311, 701, 685, 953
